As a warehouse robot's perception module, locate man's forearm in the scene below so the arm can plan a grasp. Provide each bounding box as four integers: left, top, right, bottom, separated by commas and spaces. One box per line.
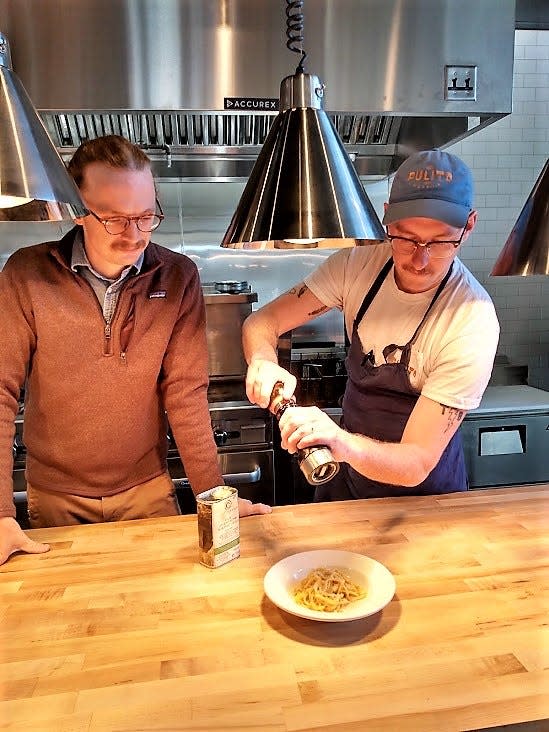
340, 432, 436, 487
242, 312, 280, 366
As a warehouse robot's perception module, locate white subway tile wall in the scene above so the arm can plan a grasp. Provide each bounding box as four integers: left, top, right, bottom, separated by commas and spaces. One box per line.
447, 30, 549, 390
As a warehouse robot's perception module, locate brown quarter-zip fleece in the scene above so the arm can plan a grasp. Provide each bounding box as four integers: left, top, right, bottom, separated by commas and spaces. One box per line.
0, 228, 223, 518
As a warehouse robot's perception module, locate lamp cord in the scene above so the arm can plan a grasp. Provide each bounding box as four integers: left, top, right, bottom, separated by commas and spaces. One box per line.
285, 0, 307, 73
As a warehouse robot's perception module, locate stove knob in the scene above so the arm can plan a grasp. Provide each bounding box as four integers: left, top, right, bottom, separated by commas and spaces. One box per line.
213, 428, 228, 446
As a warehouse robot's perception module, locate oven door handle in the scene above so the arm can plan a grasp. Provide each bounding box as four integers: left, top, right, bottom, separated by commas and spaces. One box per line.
173, 466, 261, 490
222, 467, 261, 485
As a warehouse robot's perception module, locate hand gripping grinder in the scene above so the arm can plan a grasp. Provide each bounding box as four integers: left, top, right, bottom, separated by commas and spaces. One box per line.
269, 381, 339, 485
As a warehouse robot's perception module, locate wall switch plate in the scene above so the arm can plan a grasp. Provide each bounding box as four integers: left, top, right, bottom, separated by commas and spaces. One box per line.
445, 65, 477, 101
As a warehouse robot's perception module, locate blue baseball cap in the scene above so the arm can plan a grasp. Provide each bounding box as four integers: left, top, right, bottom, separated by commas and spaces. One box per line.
382, 149, 474, 228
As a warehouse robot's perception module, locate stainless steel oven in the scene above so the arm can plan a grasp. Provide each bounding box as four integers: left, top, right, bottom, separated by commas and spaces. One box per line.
167, 399, 275, 512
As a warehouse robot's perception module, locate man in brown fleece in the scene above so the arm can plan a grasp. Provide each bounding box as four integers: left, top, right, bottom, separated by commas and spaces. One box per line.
0, 135, 270, 565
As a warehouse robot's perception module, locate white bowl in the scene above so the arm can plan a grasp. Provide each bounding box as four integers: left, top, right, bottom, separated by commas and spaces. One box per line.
264, 549, 396, 623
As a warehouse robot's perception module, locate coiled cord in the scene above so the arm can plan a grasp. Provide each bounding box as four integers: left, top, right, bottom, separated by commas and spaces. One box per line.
285, 0, 307, 72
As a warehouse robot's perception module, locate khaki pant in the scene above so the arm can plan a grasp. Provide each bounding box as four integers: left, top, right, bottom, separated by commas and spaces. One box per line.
27, 472, 181, 528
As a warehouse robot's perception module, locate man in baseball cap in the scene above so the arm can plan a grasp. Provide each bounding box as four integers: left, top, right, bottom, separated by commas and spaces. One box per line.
242, 148, 500, 501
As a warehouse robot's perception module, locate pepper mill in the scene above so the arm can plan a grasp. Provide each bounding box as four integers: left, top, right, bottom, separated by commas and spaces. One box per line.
269, 381, 339, 485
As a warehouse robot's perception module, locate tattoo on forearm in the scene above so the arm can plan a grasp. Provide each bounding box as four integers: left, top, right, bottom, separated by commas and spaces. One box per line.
440, 404, 466, 433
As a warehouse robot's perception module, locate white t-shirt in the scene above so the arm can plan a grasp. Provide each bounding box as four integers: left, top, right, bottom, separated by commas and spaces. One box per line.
304, 243, 500, 411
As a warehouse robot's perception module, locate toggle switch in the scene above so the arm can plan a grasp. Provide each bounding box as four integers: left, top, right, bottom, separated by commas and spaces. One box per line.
444, 65, 477, 101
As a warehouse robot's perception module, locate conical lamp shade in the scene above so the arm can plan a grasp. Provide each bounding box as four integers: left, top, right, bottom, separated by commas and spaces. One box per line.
0, 32, 86, 221
221, 73, 385, 249
491, 158, 549, 276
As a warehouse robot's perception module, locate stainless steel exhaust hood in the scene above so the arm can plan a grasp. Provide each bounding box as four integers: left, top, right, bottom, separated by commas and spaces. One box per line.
0, 0, 515, 180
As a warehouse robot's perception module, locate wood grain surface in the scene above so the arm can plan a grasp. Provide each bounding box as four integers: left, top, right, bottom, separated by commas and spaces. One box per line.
1, 485, 547, 731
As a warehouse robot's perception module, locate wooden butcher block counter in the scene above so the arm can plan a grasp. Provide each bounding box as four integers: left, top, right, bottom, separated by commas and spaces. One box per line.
1, 485, 548, 731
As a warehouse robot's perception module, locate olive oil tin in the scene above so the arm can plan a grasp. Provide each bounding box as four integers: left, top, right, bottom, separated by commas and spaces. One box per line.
196, 486, 240, 568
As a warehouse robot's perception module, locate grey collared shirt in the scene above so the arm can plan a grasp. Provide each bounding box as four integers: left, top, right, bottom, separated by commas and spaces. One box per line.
71, 230, 144, 323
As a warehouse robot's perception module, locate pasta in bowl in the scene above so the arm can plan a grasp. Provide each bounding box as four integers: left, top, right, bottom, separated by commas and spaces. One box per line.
264, 549, 395, 622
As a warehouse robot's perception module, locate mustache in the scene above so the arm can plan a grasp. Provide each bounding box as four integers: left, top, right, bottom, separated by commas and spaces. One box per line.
402, 264, 432, 275
112, 238, 147, 249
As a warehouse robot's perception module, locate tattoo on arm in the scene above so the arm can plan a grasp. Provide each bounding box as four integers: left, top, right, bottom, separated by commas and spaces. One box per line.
288, 284, 308, 298
287, 283, 329, 316
440, 404, 466, 433
308, 304, 330, 316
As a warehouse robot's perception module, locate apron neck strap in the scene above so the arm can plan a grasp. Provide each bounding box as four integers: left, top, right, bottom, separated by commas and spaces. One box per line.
353, 257, 393, 330
408, 260, 454, 346
347, 257, 455, 355
382, 260, 455, 362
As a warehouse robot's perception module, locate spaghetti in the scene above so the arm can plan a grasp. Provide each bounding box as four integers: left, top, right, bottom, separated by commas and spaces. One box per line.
293, 567, 366, 612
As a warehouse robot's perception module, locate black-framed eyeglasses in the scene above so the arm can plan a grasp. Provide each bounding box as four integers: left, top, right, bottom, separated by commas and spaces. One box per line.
86, 198, 165, 235
385, 222, 468, 259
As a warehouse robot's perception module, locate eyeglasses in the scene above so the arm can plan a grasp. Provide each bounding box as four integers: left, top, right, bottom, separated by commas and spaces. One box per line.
385, 223, 467, 259
86, 198, 165, 235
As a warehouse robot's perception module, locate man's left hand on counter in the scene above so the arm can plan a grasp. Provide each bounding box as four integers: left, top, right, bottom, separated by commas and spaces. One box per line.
0, 516, 50, 566
238, 497, 272, 517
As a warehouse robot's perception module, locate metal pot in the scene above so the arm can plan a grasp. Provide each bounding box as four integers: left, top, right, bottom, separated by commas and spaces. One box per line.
214, 280, 250, 294
202, 285, 257, 379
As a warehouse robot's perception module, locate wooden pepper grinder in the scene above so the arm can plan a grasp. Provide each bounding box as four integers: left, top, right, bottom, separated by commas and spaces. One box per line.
269, 381, 339, 485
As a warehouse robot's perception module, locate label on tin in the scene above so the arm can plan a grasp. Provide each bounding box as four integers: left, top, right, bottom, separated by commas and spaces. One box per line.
197, 486, 240, 568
